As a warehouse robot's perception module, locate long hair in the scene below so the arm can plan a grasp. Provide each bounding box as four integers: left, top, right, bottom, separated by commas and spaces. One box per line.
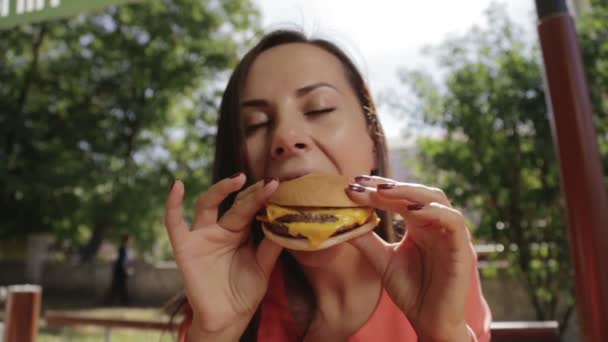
169, 29, 395, 341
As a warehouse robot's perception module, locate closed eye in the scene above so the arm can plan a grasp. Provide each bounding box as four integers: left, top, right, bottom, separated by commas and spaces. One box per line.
305, 107, 336, 116
244, 121, 269, 135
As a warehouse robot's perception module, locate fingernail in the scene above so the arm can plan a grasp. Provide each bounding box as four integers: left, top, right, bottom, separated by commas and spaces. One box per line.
377, 183, 396, 190
230, 172, 242, 178
407, 204, 424, 211
355, 175, 372, 182
348, 184, 366, 192
264, 178, 277, 186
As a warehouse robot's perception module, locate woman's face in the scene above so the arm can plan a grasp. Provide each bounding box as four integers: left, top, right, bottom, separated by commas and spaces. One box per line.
241, 43, 376, 183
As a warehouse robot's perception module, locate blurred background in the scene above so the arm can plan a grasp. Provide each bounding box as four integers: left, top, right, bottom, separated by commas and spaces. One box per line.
1, 0, 606, 341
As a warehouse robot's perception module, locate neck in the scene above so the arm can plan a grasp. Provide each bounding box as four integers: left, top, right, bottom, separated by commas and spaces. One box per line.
290, 243, 382, 328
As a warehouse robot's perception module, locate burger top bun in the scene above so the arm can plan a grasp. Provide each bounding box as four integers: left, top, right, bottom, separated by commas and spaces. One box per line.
268, 173, 360, 207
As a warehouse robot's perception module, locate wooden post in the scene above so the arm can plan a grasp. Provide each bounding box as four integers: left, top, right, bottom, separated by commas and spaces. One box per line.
3, 285, 42, 342
535, 0, 608, 341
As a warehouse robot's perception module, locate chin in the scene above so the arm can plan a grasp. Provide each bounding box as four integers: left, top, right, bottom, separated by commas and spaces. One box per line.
288, 243, 350, 268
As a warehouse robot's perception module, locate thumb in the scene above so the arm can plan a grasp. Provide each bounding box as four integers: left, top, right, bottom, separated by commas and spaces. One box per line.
349, 232, 395, 277
256, 238, 283, 278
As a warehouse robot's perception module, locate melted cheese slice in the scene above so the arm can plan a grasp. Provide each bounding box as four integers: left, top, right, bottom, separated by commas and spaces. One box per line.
266, 204, 375, 247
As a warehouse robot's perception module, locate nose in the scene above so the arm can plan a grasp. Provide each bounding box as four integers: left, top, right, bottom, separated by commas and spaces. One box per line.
270, 125, 311, 159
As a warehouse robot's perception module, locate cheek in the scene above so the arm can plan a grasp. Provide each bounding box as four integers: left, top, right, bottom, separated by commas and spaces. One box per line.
316, 117, 375, 176
245, 137, 268, 180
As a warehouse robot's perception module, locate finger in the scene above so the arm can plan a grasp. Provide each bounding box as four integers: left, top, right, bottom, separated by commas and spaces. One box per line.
353, 175, 450, 206
234, 178, 269, 203
349, 231, 396, 277
353, 174, 396, 186
375, 183, 451, 206
192, 173, 247, 230
406, 202, 470, 245
164, 180, 189, 245
218, 179, 279, 233
346, 186, 463, 238
256, 238, 283, 278
346, 184, 406, 212
346, 182, 450, 215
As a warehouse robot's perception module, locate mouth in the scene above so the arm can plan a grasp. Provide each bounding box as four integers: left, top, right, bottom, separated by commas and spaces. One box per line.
278, 170, 313, 182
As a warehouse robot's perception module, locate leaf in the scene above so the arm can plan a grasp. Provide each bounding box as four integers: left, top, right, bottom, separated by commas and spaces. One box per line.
0, 0, 261, 260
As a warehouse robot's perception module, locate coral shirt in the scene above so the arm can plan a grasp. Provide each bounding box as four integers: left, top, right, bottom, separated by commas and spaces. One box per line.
257, 260, 491, 342
179, 256, 492, 341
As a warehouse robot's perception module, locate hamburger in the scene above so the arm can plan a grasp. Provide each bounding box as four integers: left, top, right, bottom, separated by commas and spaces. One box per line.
258, 173, 380, 251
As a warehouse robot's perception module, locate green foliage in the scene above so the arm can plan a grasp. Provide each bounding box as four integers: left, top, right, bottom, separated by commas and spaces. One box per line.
0, 0, 261, 259
580, 0, 608, 177
393, 2, 608, 327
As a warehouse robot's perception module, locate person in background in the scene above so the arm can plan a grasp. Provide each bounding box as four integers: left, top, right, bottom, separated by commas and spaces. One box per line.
105, 234, 132, 306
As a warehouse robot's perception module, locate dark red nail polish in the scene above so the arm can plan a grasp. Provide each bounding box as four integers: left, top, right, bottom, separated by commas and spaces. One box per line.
407, 204, 424, 211
230, 172, 242, 178
355, 175, 372, 182
377, 183, 396, 190
348, 184, 366, 192
264, 178, 277, 185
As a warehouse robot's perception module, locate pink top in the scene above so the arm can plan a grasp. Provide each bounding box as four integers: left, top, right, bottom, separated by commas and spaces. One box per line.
257, 256, 492, 341
179, 253, 492, 341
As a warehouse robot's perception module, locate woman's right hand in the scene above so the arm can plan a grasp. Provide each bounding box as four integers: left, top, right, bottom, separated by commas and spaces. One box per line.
164, 174, 282, 339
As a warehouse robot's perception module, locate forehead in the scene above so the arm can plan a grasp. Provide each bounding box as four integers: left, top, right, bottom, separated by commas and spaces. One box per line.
242, 43, 350, 97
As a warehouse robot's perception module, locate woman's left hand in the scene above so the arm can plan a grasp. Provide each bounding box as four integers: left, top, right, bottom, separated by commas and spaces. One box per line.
347, 175, 474, 342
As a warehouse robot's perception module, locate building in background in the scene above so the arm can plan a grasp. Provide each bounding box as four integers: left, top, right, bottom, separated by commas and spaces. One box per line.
569, 0, 591, 16
387, 137, 419, 182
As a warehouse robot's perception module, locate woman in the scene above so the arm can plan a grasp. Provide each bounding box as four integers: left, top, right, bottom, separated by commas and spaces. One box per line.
165, 29, 492, 341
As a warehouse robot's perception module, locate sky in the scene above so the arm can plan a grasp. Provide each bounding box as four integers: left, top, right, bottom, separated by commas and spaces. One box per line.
252, 0, 537, 141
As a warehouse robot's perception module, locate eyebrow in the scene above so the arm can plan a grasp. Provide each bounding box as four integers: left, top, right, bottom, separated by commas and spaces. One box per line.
295, 82, 340, 97
240, 82, 339, 109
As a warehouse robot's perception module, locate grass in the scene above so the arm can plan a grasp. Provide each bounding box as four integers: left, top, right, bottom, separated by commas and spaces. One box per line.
39, 327, 176, 342
35, 307, 180, 342
0, 292, 183, 341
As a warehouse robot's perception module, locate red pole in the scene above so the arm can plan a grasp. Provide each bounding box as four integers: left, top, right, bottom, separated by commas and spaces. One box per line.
535, 1, 608, 341
3, 285, 42, 342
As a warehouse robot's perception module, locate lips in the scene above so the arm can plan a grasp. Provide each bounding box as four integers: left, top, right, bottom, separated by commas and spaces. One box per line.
277, 170, 313, 182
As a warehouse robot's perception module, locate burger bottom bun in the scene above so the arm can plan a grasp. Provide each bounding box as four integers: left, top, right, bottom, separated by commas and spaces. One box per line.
261, 220, 378, 251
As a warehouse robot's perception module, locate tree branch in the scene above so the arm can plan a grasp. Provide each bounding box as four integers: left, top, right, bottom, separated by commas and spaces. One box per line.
559, 304, 576, 334
16, 23, 47, 113
6, 24, 47, 160
5, 24, 48, 202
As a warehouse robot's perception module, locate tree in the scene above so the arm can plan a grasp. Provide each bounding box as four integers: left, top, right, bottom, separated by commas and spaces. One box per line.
390, 2, 607, 332
0, 0, 261, 260
579, 0, 608, 179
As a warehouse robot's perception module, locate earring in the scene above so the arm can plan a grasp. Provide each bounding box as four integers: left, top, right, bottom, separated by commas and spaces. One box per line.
364, 110, 378, 129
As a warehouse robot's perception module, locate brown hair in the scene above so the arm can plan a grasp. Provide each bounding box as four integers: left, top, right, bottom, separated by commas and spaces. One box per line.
170, 29, 395, 341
